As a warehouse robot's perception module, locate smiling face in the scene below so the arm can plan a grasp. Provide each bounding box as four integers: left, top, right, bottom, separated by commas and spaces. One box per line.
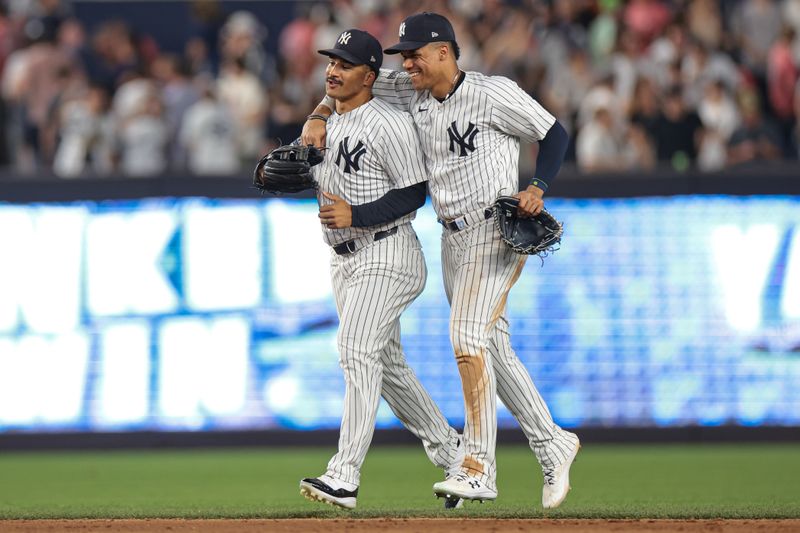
399, 42, 449, 92
324, 57, 375, 102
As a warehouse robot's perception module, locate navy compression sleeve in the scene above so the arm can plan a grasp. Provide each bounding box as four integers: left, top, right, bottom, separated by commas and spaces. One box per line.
351, 182, 427, 228
531, 120, 568, 192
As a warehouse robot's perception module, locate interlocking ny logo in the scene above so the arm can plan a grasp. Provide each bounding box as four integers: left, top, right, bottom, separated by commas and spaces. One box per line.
338, 32, 352, 45
335, 137, 367, 174
447, 121, 479, 157
469, 480, 481, 489
399, 22, 406, 37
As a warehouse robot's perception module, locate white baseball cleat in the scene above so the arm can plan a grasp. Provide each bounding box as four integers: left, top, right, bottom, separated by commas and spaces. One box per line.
433, 474, 497, 502
299, 477, 357, 509
541, 438, 581, 509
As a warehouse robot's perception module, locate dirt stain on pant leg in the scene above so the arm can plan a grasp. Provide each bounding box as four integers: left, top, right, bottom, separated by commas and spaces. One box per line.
456, 350, 488, 475
489, 257, 526, 327
461, 455, 484, 476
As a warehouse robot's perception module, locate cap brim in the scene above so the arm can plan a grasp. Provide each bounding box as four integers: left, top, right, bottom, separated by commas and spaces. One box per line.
384, 41, 429, 54
318, 48, 365, 66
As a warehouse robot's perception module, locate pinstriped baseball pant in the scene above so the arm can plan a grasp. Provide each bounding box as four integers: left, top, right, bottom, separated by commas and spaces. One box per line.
325, 225, 460, 486
442, 217, 578, 490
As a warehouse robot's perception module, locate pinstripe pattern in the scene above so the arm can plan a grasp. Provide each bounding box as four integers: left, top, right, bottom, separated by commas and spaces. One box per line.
325, 228, 459, 485
373, 70, 555, 221
373, 68, 578, 490
314, 99, 460, 487
314, 98, 427, 247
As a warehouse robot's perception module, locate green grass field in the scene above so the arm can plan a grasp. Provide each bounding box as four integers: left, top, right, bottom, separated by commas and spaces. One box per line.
0, 444, 797, 519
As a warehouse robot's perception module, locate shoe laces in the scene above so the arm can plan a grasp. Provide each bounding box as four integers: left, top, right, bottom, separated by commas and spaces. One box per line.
543, 468, 556, 486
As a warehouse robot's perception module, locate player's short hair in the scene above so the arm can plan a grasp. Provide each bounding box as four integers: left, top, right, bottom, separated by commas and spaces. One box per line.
429, 41, 460, 60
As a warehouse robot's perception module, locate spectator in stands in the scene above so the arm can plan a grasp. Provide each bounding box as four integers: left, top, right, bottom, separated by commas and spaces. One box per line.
623, 0, 672, 45
178, 85, 239, 175
542, 46, 596, 138
681, 39, 740, 109
648, 20, 688, 78
151, 53, 200, 169
481, 7, 537, 78
216, 56, 266, 165
1, 13, 80, 172
84, 20, 141, 95
623, 123, 657, 171
686, 0, 723, 50
577, 106, 624, 173
629, 76, 661, 134
652, 85, 704, 171
267, 6, 319, 149
587, 0, 621, 68
793, 79, 800, 158
728, 89, 784, 165
578, 73, 623, 129
540, 0, 590, 78
117, 89, 168, 176
784, 0, 800, 65
767, 27, 799, 152
52, 84, 113, 177
1, 1, 800, 178
698, 80, 740, 139
696, 80, 741, 170
731, 0, 782, 86
611, 30, 645, 113
219, 10, 275, 85
187, 0, 226, 75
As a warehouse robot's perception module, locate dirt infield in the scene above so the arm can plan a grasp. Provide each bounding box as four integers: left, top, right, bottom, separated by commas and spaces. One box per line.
2, 519, 799, 532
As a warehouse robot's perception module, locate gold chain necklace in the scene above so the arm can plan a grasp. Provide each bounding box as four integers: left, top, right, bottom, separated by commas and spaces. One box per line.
444, 69, 463, 101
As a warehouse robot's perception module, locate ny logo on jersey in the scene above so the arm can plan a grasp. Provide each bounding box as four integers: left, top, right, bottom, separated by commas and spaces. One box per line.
335, 137, 367, 174
469, 480, 481, 489
447, 121, 479, 157
338, 32, 352, 45
399, 22, 406, 37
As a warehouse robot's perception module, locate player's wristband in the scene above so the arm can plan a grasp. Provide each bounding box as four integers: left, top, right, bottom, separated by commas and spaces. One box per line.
530, 178, 549, 192
307, 114, 329, 123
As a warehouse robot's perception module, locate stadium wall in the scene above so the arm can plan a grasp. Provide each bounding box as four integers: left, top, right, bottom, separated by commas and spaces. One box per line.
1, 168, 799, 449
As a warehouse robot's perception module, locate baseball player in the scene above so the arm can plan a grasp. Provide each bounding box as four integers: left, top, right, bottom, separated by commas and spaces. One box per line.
297, 29, 464, 510
302, 13, 580, 509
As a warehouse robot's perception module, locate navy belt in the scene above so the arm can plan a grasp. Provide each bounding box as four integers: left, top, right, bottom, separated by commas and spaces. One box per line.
333, 226, 399, 255
439, 208, 493, 232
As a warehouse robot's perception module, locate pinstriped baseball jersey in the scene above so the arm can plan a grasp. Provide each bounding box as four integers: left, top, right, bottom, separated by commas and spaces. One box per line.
372, 70, 555, 221
312, 97, 427, 246
370, 66, 579, 493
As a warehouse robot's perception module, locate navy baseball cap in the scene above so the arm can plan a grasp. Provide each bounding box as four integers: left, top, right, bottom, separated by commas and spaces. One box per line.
384, 12, 460, 58
318, 29, 382, 73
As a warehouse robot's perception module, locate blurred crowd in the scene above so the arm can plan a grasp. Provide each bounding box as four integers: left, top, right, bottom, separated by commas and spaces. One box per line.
1, 0, 799, 178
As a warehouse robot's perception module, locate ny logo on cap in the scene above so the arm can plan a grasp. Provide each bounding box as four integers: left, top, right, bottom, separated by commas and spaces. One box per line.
432, 32, 439, 37
399, 22, 406, 37
338, 32, 352, 45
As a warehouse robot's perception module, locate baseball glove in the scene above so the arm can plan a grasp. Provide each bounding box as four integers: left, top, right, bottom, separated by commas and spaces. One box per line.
492, 196, 563, 257
253, 144, 324, 194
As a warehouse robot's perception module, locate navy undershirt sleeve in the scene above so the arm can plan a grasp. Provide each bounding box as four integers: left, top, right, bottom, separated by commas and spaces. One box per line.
531, 120, 568, 192
351, 182, 427, 228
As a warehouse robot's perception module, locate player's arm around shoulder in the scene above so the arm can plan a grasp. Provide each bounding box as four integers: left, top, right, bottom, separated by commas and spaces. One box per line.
371, 68, 415, 112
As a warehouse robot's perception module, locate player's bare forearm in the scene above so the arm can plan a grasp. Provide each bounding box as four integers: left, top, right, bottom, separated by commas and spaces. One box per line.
516, 185, 545, 217
302, 103, 333, 148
